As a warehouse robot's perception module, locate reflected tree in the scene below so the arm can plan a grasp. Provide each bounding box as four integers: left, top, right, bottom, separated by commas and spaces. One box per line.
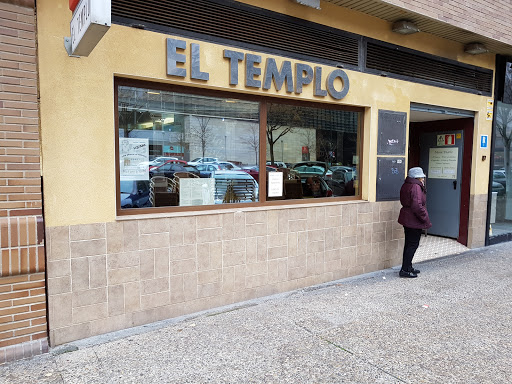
240, 124, 259, 165
266, 104, 303, 164
190, 116, 212, 158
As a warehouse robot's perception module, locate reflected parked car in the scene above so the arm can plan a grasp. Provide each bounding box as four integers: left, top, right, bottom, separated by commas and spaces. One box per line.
149, 159, 187, 171
290, 161, 333, 197
216, 161, 242, 170
241, 165, 278, 183
188, 157, 219, 166
149, 162, 189, 178
138, 156, 178, 170
493, 170, 507, 190
195, 163, 221, 178
120, 180, 151, 209
492, 181, 505, 196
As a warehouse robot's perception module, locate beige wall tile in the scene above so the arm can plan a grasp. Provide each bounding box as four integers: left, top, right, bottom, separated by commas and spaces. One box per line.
47, 259, 70, 278
139, 233, 170, 250
171, 259, 196, 275
139, 218, 169, 234
139, 250, 155, 280
73, 287, 107, 308
224, 251, 246, 266
72, 303, 107, 324
107, 251, 140, 270
70, 239, 106, 258
49, 293, 72, 329
89, 255, 107, 289
154, 248, 170, 278
70, 223, 105, 241
70, 258, 89, 291
198, 282, 222, 298
182, 272, 197, 301
141, 277, 169, 295
108, 285, 125, 316
197, 269, 221, 285
106, 222, 123, 254
47, 276, 71, 295
124, 282, 141, 312
47, 226, 69, 261
108, 266, 139, 285
170, 275, 185, 303
123, 221, 139, 251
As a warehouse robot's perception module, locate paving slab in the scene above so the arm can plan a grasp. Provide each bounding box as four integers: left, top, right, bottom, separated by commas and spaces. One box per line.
1, 242, 511, 384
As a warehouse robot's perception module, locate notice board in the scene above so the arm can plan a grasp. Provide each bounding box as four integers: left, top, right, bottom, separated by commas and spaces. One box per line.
376, 157, 405, 201
377, 110, 407, 156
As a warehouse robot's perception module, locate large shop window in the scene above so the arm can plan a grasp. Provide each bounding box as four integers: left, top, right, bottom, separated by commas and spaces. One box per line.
117, 83, 361, 211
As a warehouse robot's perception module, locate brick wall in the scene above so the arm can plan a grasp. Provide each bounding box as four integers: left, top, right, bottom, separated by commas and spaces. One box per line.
0, 0, 47, 364
382, 0, 512, 46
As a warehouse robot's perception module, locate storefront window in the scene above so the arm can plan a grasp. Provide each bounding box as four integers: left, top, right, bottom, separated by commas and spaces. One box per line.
265, 103, 360, 200
118, 86, 260, 208
489, 61, 512, 240
117, 83, 361, 211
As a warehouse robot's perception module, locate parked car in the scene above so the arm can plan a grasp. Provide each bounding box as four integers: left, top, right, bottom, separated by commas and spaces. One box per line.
290, 161, 333, 197
138, 156, 178, 170
213, 170, 258, 203
182, 164, 201, 178
120, 180, 151, 209
188, 157, 219, 166
195, 163, 221, 178
149, 162, 189, 178
492, 181, 505, 196
266, 161, 287, 168
216, 161, 242, 170
493, 170, 507, 190
149, 159, 187, 171
241, 165, 278, 183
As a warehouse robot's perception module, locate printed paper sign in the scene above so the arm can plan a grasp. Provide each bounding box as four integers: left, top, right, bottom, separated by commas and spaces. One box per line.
428, 147, 458, 180
120, 138, 149, 181
268, 171, 283, 197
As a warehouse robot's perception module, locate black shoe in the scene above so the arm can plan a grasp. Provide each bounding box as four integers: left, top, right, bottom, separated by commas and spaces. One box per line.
399, 269, 418, 278
410, 268, 420, 274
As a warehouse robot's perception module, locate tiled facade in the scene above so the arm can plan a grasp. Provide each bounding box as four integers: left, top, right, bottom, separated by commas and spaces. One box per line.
46, 201, 404, 345
0, 0, 46, 363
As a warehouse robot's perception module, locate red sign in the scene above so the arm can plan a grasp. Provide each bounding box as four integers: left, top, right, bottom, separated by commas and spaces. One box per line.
69, 0, 80, 12
445, 134, 455, 145
302, 146, 309, 154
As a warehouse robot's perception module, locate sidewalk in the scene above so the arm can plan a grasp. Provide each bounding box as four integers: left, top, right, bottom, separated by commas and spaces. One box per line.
1, 241, 511, 383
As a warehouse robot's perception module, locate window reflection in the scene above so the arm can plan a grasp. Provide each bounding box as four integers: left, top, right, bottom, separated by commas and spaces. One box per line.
117, 85, 361, 210
118, 86, 260, 208
265, 103, 360, 199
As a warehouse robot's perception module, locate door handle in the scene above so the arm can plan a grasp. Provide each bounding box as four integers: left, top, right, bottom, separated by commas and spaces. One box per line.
453, 180, 457, 190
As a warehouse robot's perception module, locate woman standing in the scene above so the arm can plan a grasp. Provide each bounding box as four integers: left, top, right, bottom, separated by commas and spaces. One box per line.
397, 167, 432, 278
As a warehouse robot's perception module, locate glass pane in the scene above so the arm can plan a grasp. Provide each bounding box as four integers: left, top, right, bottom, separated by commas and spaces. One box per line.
490, 98, 512, 238
118, 86, 259, 208
265, 103, 361, 200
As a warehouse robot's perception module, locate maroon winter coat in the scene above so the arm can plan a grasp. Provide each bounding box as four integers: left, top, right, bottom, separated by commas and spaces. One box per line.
397, 177, 432, 229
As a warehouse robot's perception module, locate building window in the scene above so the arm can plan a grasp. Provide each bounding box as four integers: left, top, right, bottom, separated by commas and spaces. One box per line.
117, 81, 361, 212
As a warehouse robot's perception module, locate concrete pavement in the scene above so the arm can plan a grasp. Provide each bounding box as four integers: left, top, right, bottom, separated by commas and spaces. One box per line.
1, 242, 512, 383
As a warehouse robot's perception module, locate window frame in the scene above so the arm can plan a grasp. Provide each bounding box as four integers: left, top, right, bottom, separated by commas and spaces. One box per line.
115, 77, 364, 216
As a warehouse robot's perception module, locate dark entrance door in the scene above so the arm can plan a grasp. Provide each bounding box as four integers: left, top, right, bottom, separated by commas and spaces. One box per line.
419, 131, 463, 238
409, 118, 473, 245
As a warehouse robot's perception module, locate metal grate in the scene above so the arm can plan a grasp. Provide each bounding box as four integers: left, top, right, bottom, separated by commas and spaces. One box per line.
111, 0, 360, 68
366, 41, 493, 95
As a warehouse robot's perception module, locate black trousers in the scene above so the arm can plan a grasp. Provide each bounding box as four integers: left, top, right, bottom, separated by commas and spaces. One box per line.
402, 227, 422, 271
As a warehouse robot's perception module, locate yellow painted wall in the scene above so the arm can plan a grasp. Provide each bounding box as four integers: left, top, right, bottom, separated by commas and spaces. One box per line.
37, 0, 494, 227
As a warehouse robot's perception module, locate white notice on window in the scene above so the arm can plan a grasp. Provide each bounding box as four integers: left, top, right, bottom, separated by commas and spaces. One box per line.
120, 138, 149, 181
179, 178, 215, 206
428, 147, 458, 180
268, 172, 283, 197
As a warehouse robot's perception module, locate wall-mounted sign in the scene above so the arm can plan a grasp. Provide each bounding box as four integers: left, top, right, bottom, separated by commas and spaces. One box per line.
120, 138, 149, 181
65, 0, 111, 57
480, 135, 489, 148
428, 147, 458, 180
166, 38, 350, 100
437, 134, 455, 146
